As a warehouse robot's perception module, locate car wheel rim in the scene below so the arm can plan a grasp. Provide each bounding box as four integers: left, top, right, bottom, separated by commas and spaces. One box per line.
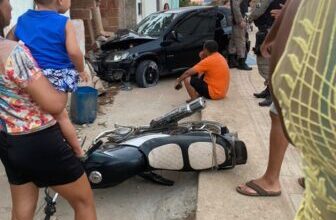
145, 66, 158, 84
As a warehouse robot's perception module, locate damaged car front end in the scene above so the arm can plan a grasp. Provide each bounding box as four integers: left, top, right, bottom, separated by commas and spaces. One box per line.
91, 31, 156, 83
91, 11, 177, 87
90, 6, 239, 88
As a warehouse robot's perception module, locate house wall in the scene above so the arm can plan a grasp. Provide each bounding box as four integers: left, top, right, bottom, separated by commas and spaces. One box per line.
143, 1, 158, 15
71, 0, 136, 32
6, 0, 178, 35
70, 0, 136, 49
136, 0, 180, 24
100, 0, 120, 31
95, 0, 181, 31
120, 0, 137, 29
4, 0, 34, 34
99, 0, 137, 30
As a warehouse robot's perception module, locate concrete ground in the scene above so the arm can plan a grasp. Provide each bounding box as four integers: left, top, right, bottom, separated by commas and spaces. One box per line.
0, 78, 199, 220
0, 63, 305, 220
196, 66, 304, 220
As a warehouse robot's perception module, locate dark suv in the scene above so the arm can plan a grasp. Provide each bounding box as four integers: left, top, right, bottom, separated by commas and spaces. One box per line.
92, 6, 244, 88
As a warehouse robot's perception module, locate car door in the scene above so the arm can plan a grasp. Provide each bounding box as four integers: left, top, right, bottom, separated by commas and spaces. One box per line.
216, 8, 232, 57
164, 8, 217, 73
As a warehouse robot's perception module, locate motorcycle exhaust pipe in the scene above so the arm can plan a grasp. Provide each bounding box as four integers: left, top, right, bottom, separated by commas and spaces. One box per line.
150, 97, 206, 128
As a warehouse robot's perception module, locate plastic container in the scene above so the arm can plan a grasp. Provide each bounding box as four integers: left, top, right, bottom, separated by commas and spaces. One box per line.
70, 86, 98, 125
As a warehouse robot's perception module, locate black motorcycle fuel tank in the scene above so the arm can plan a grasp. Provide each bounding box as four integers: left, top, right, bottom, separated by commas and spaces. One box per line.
83, 144, 147, 188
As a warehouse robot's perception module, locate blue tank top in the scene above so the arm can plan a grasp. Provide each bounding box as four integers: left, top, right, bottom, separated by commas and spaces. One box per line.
15, 10, 74, 70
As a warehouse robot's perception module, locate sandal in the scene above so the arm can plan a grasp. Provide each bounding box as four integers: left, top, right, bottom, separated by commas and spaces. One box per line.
298, 177, 305, 189
236, 180, 281, 197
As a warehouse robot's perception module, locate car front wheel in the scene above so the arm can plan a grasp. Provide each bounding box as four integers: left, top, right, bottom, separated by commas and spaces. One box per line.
135, 60, 159, 88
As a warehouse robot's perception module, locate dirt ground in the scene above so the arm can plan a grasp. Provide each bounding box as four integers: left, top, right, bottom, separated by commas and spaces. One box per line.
0, 77, 200, 220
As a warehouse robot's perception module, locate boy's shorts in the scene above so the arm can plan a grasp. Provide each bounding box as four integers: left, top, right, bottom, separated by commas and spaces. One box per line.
43, 68, 79, 93
190, 75, 211, 99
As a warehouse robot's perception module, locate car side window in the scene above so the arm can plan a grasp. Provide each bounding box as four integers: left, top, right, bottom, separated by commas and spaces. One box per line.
220, 13, 228, 28
175, 12, 214, 37
218, 9, 233, 34
194, 14, 214, 34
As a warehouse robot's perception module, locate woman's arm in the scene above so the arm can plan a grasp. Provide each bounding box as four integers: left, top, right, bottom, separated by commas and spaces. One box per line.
25, 76, 67, 115
9, 45, 67, 115
6, 25, 18, 41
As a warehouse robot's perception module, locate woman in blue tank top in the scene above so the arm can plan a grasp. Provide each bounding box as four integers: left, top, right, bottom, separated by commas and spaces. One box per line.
8, 0, 89, 161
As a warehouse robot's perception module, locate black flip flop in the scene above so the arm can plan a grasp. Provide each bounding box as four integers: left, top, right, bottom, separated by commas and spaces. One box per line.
236, 180, 281, 197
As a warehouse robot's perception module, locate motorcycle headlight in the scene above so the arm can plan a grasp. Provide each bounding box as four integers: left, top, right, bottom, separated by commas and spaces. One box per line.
106, 51, 130, 63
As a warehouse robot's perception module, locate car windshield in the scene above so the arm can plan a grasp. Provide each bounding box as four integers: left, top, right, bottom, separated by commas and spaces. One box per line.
136, 12, 176, 37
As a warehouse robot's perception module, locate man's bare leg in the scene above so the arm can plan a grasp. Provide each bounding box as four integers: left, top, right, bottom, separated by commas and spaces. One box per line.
237, 112, 289, 194
183, 77, 200, 101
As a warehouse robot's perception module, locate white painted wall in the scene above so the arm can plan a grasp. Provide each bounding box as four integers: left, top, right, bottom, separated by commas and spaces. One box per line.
5, 1, 70, 34
5, 0, 34, 33
143, 0, 157, 16
136, 0, 160, 23
136, 0, 143, 23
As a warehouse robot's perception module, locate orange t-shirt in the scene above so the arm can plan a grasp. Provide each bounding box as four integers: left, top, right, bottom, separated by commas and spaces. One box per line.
193, 52, 230, 99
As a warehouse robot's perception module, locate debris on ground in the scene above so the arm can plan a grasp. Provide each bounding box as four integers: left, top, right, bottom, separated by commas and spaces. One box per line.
98, 122, 108, 128
97, 106, 107, 115
92, 76, 106, 95
98, 87, 119, 105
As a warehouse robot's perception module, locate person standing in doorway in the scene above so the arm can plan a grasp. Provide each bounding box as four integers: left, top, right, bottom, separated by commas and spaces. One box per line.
163, 3, 170, 11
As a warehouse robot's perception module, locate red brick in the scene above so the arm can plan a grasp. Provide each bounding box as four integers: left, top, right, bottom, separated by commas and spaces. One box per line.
100, 8, 118, 17
71, 0, 95, 8
70, 9, 92, 20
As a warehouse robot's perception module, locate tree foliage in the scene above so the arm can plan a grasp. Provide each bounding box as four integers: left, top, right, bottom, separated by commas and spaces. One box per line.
179, 0, 201, 7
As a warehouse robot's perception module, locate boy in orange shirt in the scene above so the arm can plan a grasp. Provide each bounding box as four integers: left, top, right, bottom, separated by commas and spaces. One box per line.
175, 40, 230, 102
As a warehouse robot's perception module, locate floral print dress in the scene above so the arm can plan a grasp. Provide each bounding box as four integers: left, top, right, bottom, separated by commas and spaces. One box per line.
272, 0, 336, 219
0, 38, 55, 134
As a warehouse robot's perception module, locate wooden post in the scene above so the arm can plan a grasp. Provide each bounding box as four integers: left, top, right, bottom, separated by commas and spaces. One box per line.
92, 0, 105, 37
70, 8, 95, 45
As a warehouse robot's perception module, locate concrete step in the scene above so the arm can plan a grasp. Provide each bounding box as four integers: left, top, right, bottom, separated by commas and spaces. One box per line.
196, 69, 304, 220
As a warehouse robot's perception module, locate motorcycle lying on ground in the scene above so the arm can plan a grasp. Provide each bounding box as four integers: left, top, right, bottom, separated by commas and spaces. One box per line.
44, 98, 248, 219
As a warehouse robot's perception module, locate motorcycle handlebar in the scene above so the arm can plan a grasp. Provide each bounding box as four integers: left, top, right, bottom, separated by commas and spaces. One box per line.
149, 97, 206, 128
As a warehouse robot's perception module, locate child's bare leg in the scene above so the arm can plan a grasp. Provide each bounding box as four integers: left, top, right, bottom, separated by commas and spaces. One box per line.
54, 110, 85, 157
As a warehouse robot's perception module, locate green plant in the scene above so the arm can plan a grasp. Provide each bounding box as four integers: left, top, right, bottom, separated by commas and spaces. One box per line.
179, 0, 201, 7
179, 0, 191, 7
